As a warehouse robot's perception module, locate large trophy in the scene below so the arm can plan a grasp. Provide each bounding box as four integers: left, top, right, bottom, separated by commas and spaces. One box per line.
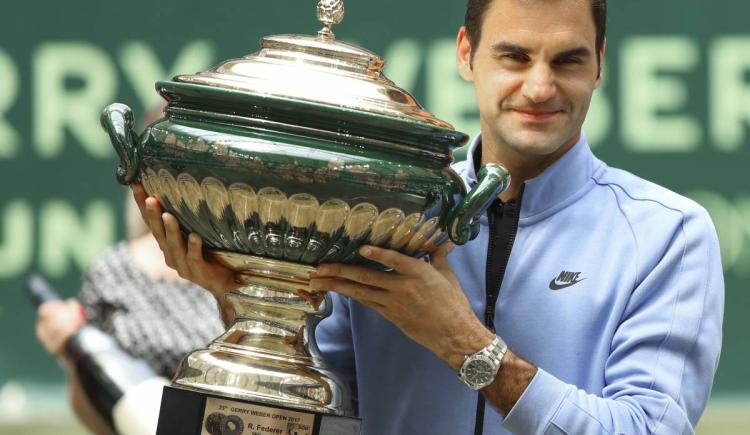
101, 1, 509, 434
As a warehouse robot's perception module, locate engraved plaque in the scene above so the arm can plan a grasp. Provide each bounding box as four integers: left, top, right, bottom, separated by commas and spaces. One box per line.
201, 397, 315, 435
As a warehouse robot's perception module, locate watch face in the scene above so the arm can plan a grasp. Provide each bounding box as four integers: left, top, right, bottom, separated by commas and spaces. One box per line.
465, 357, 494, 386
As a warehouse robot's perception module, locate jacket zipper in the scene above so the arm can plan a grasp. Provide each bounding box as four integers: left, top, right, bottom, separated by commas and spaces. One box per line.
473, 187, 523, 435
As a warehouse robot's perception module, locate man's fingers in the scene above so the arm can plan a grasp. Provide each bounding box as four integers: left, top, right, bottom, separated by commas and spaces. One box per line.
131, 183, 148, 221
186, 233, 213, 280
184, 233, 241, 294
309, 278, 386, 308
358, 245, 421, 274
144, 197, 167, 245
315, 263, 397, 289
428, 241, 456, 269
186, 233, 205, 266
163, 213, 190, 277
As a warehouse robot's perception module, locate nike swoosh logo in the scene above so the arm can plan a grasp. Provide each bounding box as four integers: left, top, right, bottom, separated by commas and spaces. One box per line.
548, 278, 586, 290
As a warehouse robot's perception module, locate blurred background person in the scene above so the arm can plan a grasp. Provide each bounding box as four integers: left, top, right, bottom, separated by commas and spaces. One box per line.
34, 106, 224, 434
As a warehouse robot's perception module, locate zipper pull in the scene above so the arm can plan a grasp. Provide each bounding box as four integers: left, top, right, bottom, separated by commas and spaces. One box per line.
485, 294, 497, 332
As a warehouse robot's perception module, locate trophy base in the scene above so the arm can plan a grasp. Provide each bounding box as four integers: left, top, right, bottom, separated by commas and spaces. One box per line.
156, 385, 361, 435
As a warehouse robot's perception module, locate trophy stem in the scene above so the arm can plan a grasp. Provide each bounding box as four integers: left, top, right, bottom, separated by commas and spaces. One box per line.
171, 253, 354, 416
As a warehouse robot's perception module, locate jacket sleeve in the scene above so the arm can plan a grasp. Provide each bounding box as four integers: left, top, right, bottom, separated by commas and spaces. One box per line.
502, 206, 724, 434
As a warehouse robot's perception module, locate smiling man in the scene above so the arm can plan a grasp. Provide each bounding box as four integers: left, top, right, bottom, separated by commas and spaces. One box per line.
136, 0, 724, 434
462, 0, 605, 193
312, 0, 723, 433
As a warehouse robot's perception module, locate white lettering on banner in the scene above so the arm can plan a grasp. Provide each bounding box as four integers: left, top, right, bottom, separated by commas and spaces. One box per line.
33, 42, 118, 159
0, 36, 746, 160
403, 37, 724, 152
621, 37, 702, 152
396, 37, 615, 147
0, 201, 33, 278
29, 40, 215, 159
425, 39, 480, 138
39, 200, 115, 278
731, 197, 750, 278
689, 191, 750, 277
582, 61, 612, 148
383, 39, 422, 97
0, 48, 20, 159
710, 37, 750, 152
119, 39, 216, 111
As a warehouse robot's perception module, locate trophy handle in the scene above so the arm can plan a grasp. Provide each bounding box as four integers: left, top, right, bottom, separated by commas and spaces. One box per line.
101, 103, 140, 185
446, 163, 511, 245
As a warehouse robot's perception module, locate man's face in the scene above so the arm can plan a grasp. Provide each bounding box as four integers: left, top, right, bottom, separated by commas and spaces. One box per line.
457, 0, 603, 158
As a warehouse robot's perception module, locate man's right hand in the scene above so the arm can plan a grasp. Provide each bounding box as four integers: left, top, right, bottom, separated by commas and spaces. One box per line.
131, 183, 240, 321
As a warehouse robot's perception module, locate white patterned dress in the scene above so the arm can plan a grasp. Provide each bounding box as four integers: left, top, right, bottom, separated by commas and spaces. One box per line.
78, 242, 225, 378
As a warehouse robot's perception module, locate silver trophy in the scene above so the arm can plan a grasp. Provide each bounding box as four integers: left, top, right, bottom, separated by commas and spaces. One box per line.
101, 1, 509, 433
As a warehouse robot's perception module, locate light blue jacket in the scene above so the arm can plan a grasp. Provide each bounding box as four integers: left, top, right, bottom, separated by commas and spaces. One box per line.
317, 134, 724, 435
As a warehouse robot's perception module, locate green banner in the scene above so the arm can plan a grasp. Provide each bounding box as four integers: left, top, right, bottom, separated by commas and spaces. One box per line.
0, 0, 747, 398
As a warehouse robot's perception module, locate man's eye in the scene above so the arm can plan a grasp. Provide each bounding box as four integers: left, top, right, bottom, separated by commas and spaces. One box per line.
555, 57, 582, 65
503, 53, 528, 62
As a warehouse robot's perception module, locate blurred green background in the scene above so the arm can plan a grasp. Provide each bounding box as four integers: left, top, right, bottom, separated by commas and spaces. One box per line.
0, 0, 747, 433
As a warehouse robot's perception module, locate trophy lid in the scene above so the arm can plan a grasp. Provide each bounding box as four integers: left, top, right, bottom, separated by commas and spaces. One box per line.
159, 0, 467, 151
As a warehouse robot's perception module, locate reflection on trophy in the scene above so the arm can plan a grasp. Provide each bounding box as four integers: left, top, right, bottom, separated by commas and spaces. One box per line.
101, 1, 509, 433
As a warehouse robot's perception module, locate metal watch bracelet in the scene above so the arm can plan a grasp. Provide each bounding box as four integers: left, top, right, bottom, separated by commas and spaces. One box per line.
458, 335, 508, 390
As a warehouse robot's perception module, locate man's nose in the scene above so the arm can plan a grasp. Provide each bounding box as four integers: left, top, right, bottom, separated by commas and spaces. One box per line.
521, 64, 556, 103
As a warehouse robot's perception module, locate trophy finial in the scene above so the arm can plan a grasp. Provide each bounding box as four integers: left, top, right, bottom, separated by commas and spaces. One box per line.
317, 0, 344, 40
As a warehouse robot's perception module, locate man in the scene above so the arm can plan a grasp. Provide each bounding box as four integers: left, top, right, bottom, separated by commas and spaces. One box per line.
136, 0, 724, 433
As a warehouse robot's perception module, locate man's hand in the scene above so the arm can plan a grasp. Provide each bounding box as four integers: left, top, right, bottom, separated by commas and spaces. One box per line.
131, 183, 240, 322
310, 243, 494, 370
36, 299, 86, 357
311, 243, 537, 415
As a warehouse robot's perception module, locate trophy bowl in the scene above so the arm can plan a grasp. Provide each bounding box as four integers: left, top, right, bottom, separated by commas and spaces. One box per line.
101, 1, 509, 433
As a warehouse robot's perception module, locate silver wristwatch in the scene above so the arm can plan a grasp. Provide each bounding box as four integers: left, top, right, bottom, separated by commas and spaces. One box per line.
458, 336, 508, 390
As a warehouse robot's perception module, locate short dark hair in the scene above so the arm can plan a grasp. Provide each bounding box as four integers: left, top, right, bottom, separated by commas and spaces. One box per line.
464, 0, 607, 67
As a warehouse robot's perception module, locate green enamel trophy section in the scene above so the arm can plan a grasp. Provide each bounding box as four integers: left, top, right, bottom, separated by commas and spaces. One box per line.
101, 101, 510, 264
137, 117, 462, 264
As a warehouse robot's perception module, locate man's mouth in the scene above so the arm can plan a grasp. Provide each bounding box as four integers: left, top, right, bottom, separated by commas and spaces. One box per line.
509, 108, 563, 122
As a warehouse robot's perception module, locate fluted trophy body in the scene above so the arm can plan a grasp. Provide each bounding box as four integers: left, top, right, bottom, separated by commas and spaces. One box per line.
101, 1, 509, 433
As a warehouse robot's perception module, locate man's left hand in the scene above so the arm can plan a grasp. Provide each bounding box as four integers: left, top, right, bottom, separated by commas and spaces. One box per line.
310, 243, 494, 370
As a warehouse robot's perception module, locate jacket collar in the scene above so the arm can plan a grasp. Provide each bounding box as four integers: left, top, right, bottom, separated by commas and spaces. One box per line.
462, 132, 601, 223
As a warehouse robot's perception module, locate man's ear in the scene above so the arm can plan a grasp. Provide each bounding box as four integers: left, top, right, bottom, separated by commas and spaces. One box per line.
456, 26, 474, 82
594, 40, 606, 88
